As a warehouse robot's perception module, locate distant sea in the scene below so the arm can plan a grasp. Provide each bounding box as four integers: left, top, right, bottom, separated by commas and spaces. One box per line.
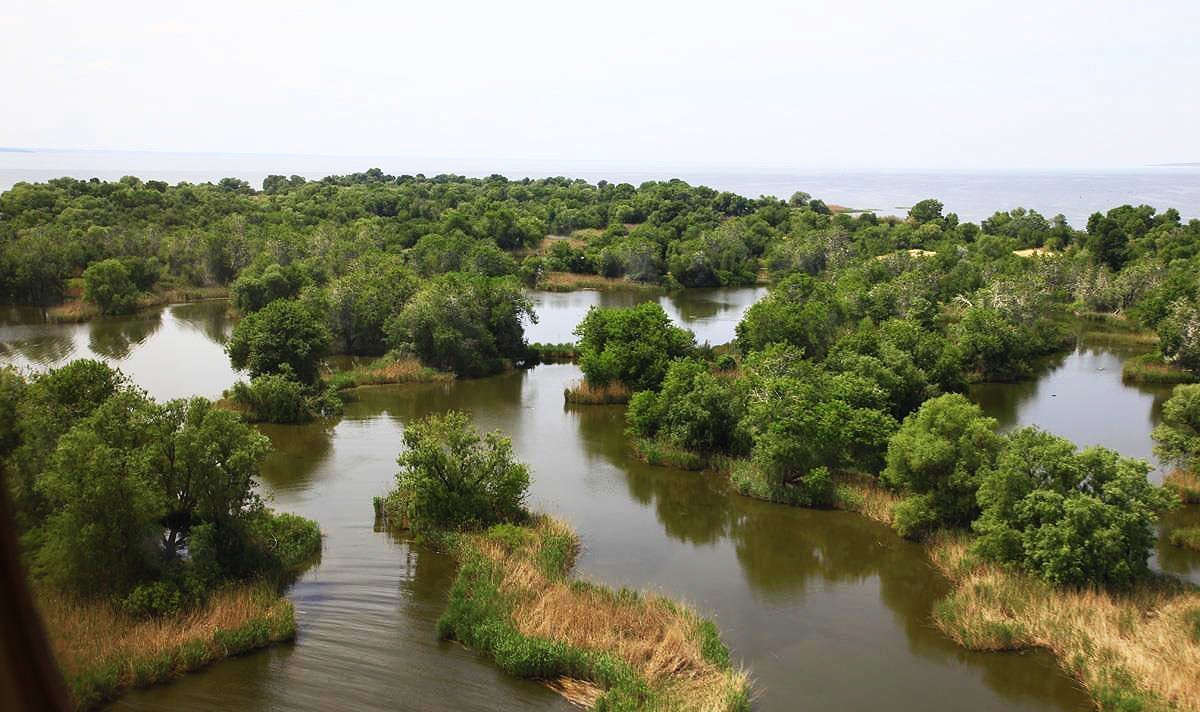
3, 149, 1200, 227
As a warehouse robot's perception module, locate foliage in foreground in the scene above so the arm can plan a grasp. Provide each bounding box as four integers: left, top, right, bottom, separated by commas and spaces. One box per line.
39, 583, 295, 710
437, 518, 750, 711
4, 360, 322, 618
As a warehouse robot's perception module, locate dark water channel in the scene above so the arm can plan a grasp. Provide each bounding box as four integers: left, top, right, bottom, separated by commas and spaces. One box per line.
2, 295, 1192, 711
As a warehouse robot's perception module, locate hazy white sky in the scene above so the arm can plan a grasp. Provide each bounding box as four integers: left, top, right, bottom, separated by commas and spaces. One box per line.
3, 0, 1198, 169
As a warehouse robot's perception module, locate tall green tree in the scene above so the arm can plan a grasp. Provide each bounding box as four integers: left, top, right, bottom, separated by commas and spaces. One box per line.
227, 299, 333, 385
574, 302, 695, 391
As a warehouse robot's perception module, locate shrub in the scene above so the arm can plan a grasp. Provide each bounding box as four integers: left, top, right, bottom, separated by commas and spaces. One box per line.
226, 299, 333, 385
82, 258, 139, 315
880, 394, 1003, 537
974, 428, 1177, 588
574, 302, 694, 391
1153, 384, 1200, 476
386, 411, 530, 533
229, 373, 342, 423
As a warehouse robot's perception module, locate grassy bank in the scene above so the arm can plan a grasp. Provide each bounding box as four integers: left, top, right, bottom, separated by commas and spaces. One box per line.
46, 285, 230, 323
39, 582, 297, 710
929, 534, 1200, 712
633, 438, 707, 471
537, 272, 662, 293
438, 517, 750, 711
1166, 471, 1200, 504
1123, 353, 1200, 385
328, 356, 453, 390
1171, 526, 1200, 551
527, 342, 579, 363
564, 380, 632, 404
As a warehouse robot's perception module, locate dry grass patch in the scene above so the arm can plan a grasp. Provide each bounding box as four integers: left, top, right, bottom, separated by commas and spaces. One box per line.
1166, 470, 1200, 505
538, 272, 660, 292
929, 533, 1200, 712
39, 582, 296, 709
440, 517, 749, 710
330, 357, 452, 390
833, 472, 901, 526
564, 380, 632, 405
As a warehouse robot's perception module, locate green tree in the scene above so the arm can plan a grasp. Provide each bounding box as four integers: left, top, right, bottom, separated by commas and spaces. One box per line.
880, 394, 1003, 538
626, 357, 744, 453
974, 428, 1176, 588
908, 199, 944, 225
1153, 384, 1200, 474
385, 273, 533, 377
82, 258, 140, 315
226, 299, 333, 385
385, 411, 529, 533
1085, 213, 1129, 271
1157, 299, 1200, 372
574, 302, 695, 391
735, 274, 841, 359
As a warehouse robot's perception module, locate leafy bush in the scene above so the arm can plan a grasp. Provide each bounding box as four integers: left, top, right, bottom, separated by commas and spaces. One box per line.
973, 428, 1177, 588
1153, 384, 1200, 474
735, 274, 841, 360
82, 258, 139, 315
386, 411, 530, 533
226, 299, 333, 385
626, 358, 744, 453
229, 373, 342, 423
385, 273, 533, 377
574, 302, 694, 391
880, 394, 1002, 537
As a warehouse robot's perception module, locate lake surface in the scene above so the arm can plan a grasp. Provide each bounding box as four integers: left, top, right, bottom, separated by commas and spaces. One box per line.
2, 295, 1195, 711
4, 149, 1200, 225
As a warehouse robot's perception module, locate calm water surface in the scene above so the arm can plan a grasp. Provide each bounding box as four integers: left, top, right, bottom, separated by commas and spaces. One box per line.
3, 296, 1195, 711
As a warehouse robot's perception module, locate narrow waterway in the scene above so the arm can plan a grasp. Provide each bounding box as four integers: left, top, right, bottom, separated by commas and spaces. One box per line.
3, 295, 1193, 711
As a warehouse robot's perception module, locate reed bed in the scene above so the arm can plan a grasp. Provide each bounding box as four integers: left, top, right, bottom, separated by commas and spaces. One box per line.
1165, 470, 1200, 505
1170, 526, 1200, 551
564, 380, 632, 405
330, 356, 452, 390
439, 517, 750, 711
39, 583, 296, 710
929, 533, 1200, 712
1123, 353, 1200, 385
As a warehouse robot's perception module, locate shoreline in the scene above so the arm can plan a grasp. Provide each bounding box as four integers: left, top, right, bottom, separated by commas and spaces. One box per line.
39, 582, 298, 710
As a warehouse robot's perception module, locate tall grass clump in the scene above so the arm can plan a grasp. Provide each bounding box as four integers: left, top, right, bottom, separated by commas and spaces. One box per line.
1170, 526, 1200, 551
1123, 353, 1200, 385
39, 583, 296, 710
564, 380, 632, 405
437, 517, 750, 711
1166, 471, 1200, 504
328, 355, 452, 390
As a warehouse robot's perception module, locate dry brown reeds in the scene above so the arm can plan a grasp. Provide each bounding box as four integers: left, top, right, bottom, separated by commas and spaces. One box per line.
929, 533, 1200, 712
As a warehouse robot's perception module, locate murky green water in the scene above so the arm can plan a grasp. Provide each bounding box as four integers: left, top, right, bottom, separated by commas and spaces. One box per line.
3, 296, 1193, 711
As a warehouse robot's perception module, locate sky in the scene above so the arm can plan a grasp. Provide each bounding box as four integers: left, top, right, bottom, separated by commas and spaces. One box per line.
3, 0, 1198, 170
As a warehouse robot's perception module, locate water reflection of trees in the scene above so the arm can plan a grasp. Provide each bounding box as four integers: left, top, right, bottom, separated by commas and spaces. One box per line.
88, 312, 163, 358
256, 421, 335, 492
170, 300, 233, 345
567, 384, 1089, 709
0, 332, 77, 365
